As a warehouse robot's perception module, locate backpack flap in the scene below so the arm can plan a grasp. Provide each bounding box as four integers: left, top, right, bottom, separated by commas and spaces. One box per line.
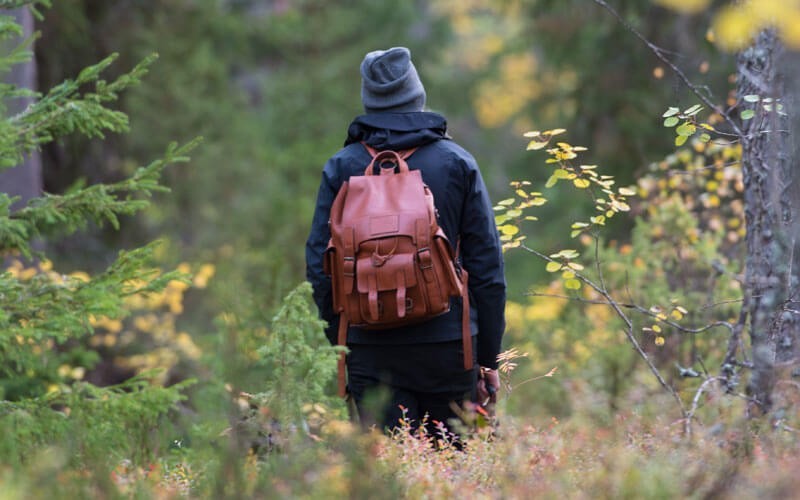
356, 250, 419, 324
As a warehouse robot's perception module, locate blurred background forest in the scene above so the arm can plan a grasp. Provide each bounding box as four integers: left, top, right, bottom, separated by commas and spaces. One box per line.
25, 0, 731, 405
7, 0, 799, 497
32, 0, 730, 299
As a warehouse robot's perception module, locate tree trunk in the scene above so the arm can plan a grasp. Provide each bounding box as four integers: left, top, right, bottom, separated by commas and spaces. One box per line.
0, 7, 42, 210
737, 30, 800, 414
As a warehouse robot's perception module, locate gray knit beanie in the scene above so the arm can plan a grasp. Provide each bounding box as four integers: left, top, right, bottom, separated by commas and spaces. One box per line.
360, 47, 426, 113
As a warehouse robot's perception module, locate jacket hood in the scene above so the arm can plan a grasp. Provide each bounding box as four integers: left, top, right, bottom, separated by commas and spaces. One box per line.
344, 111, 449, 151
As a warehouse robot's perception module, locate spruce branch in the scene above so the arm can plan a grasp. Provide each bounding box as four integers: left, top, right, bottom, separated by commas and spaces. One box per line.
0, 138, 200, 256
1, 53, 160, 168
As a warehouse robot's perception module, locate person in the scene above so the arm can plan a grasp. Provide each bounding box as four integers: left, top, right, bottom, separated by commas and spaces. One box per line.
305, 46, 505, 437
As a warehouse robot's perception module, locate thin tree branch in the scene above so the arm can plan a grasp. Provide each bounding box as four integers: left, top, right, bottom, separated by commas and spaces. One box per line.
590, 0, 745, 138
520, 243, 686, 415
685, 376, 721, 437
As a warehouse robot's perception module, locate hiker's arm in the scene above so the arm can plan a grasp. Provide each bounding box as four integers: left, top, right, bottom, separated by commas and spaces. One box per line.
306, 162, 339, 345
459, 159, 506, 370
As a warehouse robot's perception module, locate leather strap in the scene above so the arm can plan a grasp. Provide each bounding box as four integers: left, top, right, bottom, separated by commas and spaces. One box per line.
362, 142, 417, 160
461, 270, 473, 371
367, 274, 379, 321
342, 229, 355, 294
337, 314, 348, 397
396, 271, 406, 319
362, 143, 418, 176
416, 218, 442, 312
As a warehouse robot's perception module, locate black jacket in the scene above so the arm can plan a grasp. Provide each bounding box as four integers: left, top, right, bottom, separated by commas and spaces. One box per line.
305, 112, 506, 369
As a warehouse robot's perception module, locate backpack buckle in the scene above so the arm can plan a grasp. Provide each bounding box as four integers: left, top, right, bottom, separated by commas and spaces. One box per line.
343, 257, 355, 277
417, 247, 433, 270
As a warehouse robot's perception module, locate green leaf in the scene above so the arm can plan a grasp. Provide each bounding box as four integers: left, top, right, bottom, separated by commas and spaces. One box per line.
741, 109, 755, 120
675, 122, 696, 136
662, 107, 679, 118
550, 249, 579, 260
743, 94, 760, 103
564, 279, 581, 290
663, 116, 679, 127
675, 135, 688, 146
683, 104, 703, 116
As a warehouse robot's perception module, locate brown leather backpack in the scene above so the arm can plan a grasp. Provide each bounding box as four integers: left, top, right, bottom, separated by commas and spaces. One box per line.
325, 143, 472, 396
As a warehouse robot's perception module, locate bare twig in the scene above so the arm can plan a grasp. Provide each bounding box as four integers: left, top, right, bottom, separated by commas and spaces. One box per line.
685, 376, 722, 437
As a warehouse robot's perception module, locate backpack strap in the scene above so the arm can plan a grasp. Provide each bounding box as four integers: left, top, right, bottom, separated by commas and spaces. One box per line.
460, 270, 473, 371
362, 142, 418, 176
362, 142, 417, 160
337, 313, 348, 397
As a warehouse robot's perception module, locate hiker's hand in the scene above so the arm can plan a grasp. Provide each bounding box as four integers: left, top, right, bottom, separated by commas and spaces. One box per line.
477, 367, 499, 406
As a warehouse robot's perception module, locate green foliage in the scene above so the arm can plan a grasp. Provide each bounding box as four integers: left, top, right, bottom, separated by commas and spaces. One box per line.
253, 282, 343, 423
0, 5, 190, 471
1, 140, 197, 257
0, 53, 159, 169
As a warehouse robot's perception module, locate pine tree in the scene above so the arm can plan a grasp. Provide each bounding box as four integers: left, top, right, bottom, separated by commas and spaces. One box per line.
0, 1, 197, 468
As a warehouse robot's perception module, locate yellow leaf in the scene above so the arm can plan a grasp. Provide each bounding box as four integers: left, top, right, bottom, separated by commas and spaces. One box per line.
564, 278, 581, 290
545, 261, 562, 272
618, 187, 636, 196
527, 139, 550, 150
529, 197, 547, 206
652, 324, 662, 333
655, 336, 665, 346
561, 270, 575, 279
590, 215, 606, 225
500, 224, 519, 236
553, 169, 571, 179
573, 178, 590, 189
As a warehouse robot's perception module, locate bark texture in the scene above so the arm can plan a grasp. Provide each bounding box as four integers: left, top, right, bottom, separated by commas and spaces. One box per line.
737, 30, 800, 414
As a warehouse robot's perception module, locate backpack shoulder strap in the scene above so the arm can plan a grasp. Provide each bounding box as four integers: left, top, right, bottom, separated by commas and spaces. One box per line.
361, 142, 417, 160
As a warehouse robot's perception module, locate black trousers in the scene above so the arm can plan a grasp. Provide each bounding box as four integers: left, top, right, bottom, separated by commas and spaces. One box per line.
346, 338, 477, 436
